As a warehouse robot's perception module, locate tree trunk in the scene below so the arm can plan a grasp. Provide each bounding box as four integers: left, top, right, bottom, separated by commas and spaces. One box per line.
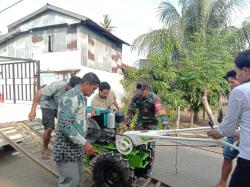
202, 106, 206, 120
194, 112, 199, 122
201, 90, 216, 125
176, 106, 180, 129
190, 112, 194, 127
217, 94, 224, 123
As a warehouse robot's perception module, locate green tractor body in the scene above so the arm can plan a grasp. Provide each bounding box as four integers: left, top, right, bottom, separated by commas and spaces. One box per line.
85, 108, 153, 187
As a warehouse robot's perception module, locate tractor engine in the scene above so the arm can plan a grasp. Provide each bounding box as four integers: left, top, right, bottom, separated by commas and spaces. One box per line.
86, 109, 124, 144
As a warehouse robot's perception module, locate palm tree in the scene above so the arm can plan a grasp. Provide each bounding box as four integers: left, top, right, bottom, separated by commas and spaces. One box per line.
100, 15, 117, 32
131, 0, 250, 124
132, 0, 248, 56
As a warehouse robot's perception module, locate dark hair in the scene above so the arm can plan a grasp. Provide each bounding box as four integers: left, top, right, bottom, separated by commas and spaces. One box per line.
226, 70, 237, 79
69, 76, 81, 88
235, 49, 250, 69
81, 72, 100, 86
99, 82, 111, 91
136, 80, 148, 90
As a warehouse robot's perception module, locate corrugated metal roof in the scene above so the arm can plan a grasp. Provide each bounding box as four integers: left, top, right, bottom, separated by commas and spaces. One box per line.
6, 4, 129, 46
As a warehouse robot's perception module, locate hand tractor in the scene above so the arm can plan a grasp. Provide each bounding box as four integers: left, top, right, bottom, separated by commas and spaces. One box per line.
85, 108, 239, 187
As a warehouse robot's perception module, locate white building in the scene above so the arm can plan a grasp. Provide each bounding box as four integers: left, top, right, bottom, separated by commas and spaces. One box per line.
0, 4, 129, 104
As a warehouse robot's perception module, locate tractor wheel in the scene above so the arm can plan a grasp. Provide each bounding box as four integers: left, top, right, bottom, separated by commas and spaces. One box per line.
93, 152, 136, 187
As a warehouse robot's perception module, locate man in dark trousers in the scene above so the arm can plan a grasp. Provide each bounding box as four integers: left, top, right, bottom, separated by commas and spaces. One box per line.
215, 70, 240, 187
208, 49, 250, 187
28, 76, 81, 159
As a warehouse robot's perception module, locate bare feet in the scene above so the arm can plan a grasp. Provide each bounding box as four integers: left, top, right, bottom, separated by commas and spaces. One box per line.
42, 149, 51, 160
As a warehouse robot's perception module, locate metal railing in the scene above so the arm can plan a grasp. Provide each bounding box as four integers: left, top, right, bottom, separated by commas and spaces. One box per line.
0, 56, 40, 103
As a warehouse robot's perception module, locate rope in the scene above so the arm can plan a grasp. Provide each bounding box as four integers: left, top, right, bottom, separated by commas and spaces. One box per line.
174, 142, 178, 175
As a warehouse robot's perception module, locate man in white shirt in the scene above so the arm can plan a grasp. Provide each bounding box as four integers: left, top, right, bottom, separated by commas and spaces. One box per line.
208, 49, 250, 187
215, 70, 240, 187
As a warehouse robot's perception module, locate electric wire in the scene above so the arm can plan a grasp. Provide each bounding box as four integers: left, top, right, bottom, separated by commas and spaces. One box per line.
0, 0, 24, 14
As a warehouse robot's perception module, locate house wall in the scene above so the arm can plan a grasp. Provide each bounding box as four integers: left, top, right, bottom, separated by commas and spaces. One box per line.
0, 10, 125, 104
2, 25, 78, 59
0, 9, 123, 73
33, 51, 124, 105
78, 25, 122, 73
77, 66, 124, 106
0, 43, 7, 56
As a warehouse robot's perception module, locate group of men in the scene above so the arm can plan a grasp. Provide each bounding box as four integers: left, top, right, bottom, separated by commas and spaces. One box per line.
28, 71, 169, 186
27, 49, 250, 187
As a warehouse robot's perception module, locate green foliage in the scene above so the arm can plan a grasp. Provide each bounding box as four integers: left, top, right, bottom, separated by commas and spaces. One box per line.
176, 31, 233, 111
132, 0, 248, 57
123, 29, 235, 120
126, 0, 250, 122
122, 40, 187, 119
140, 41, 187, 112
120, 69, 140, 113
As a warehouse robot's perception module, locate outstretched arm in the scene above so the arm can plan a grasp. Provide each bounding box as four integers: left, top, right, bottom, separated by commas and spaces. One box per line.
28, 90, 42, 121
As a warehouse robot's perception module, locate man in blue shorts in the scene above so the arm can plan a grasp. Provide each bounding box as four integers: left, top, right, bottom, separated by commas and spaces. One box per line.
215, 70, 240, 187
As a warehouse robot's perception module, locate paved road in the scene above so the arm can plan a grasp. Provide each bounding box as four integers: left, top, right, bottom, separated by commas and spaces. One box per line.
0, 141, 235, 187
153, 140, 235, 187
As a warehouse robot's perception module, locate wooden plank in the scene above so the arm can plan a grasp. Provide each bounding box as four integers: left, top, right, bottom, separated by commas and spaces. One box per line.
151, 177, 170, 187
142, 177, 152, 187
0, 129, 58, 178
155, 181, 161, 187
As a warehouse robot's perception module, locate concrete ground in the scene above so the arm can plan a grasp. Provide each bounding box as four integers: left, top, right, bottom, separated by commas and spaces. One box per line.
0, 141, 235, 187
0, 147, 57, 187
0, 103, 236, 187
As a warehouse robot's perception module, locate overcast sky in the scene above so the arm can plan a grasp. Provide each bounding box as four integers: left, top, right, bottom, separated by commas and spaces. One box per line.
0, 0, 250, 66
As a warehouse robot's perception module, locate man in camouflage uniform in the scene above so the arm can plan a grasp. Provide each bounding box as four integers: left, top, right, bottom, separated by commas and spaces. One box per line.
126, 81, 169, 130
125, 81, 169, 177
53, 72, 100, 187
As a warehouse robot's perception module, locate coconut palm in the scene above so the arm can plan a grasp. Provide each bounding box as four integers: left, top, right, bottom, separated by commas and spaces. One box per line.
130, 0, 250, 124
132, 0, 248, 56
100, 14, 117, 32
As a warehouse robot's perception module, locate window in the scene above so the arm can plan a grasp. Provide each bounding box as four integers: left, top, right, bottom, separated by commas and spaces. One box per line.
48, 35, 53, 52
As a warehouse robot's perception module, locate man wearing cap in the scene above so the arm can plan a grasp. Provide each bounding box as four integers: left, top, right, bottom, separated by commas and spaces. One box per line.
125, 81, 169, 130
123, 80, 169, 177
